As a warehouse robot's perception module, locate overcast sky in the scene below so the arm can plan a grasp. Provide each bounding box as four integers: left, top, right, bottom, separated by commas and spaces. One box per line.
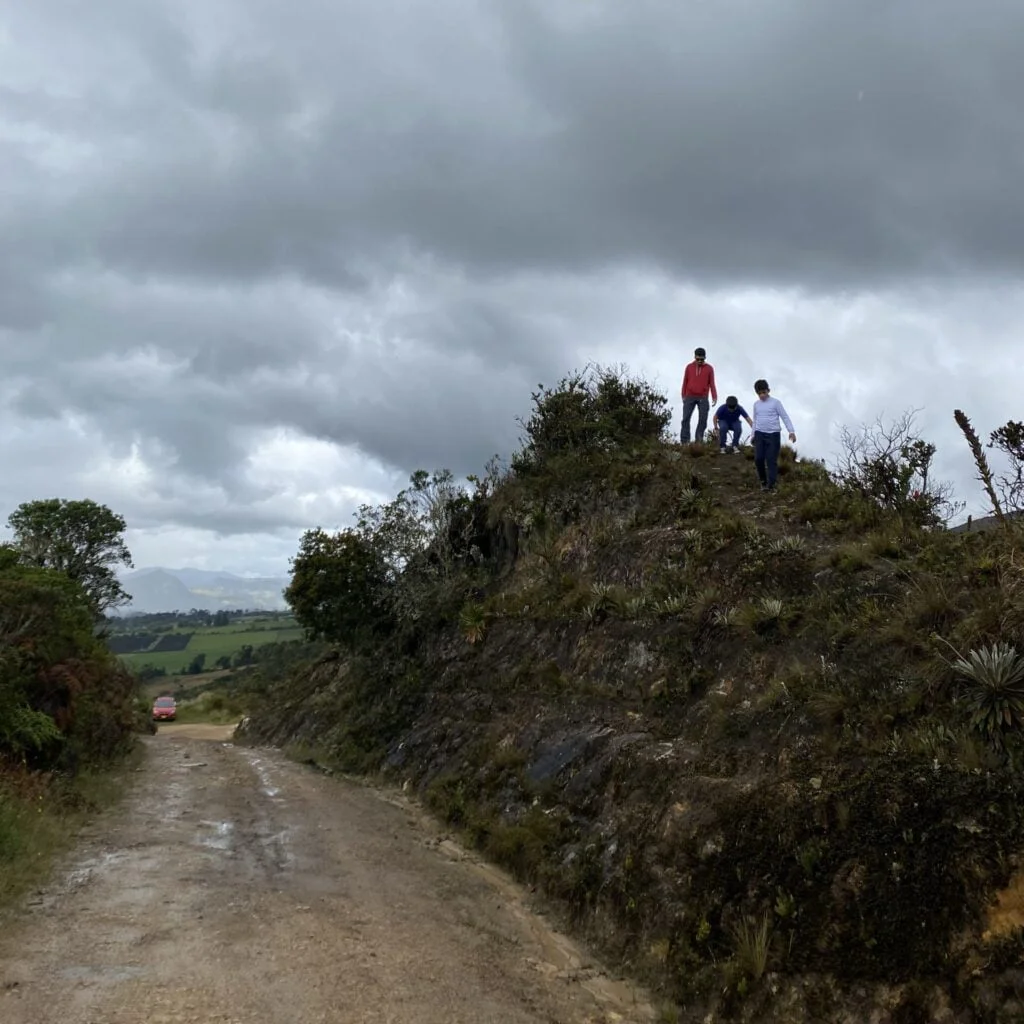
2, 0, 1022, 577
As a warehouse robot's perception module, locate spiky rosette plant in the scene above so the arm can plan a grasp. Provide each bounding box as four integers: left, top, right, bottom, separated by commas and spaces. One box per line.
952, 641, 1024, 740
458, 602, 488, 644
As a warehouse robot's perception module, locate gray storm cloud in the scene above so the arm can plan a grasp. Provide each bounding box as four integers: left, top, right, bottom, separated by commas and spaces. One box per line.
2, 0, 1023, 560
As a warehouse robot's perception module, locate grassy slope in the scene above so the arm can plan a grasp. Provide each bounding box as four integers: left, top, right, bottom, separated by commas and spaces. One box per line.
0, 744, 145, 910
243, 439, 1024, 1023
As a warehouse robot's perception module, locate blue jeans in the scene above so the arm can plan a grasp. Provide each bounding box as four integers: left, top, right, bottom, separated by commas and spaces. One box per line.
754, 431, 782, 487
681, 397, 709, 443
718, 422, 742, 448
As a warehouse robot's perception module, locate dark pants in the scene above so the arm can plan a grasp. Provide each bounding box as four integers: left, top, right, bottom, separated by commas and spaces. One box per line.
681, 396, 709, 443
754, 431, 782, 487
718, 422, 742, 448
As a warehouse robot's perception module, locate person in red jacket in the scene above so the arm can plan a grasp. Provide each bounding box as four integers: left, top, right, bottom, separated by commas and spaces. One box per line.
679, 347, 718, 443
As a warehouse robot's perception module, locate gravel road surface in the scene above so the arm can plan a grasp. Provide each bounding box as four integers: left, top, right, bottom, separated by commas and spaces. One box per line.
0, 725, 654, 1024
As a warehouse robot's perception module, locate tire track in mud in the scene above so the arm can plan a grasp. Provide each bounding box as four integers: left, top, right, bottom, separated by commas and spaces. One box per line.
0, 726, 654, 1024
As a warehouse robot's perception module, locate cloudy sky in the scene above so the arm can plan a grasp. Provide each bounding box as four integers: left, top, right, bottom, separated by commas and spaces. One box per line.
2, 0, 1022, 577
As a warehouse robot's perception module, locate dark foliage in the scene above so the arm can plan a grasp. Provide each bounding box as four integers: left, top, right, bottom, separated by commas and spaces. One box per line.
512, 363, 671, 472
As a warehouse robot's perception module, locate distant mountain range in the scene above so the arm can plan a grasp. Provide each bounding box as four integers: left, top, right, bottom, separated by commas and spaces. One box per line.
114, 567, 290, 615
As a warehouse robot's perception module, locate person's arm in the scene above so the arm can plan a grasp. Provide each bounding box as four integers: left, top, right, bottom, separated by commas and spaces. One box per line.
742, 408, 754, 429
680, 364, 690, 400
708, 366, 717, 404
777, 400, 796, 441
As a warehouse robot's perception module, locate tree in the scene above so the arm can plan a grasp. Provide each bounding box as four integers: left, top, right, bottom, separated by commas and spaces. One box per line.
5, 499, 133, 616
284, 529, 394, 647
0, 557, 138, 767
988, 420, 1024, 513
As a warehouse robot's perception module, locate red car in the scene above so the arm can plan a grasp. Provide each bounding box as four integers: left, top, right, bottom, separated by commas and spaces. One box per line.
152, 696, 177, 722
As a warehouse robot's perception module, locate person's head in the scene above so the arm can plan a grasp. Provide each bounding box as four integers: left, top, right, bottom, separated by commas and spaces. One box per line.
694, 347, 706, 364
726, 395, 738, 409
754, 379, 770, 399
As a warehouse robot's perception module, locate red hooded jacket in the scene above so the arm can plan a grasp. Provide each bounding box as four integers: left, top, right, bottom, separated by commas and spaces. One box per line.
681, 360, 717, 402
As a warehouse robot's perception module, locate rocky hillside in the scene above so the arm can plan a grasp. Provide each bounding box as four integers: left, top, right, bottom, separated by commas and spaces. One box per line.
239, 371, 1024, 1023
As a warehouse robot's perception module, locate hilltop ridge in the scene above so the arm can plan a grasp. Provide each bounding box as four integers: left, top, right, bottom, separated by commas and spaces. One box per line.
240, 369, 1024, 1023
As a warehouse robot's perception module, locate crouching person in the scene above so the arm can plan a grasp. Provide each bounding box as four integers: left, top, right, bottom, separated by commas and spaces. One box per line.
713, 396, 753, 453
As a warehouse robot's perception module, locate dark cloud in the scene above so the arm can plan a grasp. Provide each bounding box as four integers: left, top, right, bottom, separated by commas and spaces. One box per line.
10, 0, 1024, 291
3, 0, 1024, 574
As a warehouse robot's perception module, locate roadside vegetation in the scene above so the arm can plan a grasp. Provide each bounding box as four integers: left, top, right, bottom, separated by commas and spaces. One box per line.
243, 363, 1024, 1022
1, 499, 146, 907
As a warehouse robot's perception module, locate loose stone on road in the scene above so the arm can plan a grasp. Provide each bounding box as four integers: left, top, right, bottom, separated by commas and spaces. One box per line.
0, 724, 654, 1023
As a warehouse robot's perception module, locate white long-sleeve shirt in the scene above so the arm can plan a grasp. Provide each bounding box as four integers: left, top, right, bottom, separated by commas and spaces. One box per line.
751, 396, 795, 434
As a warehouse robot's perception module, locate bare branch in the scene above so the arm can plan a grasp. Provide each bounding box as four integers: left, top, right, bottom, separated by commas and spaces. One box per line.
833, 409, 961, 526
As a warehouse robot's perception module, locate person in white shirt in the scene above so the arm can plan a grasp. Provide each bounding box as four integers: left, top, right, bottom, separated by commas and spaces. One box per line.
751, 379, 796, 491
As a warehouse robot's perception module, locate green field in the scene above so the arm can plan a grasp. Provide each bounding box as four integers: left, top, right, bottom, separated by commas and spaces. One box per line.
119, 619, 304, 673
139, 670, 234, 701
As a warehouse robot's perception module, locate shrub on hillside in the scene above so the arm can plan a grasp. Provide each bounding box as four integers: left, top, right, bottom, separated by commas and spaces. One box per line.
833, 410, 960, 528
0, 556, 139, 769
989, 419, 1024, 513
512, 364, 671, 472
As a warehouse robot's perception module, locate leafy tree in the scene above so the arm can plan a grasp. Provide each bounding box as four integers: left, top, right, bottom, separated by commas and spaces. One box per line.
5, 499, 133, 616
0, 558, 138, 767
351, 469, 488, 625
354, 489, 428, 581
187, 652, 207, 675
285, 529, 394, 648
356, 469, 480, 580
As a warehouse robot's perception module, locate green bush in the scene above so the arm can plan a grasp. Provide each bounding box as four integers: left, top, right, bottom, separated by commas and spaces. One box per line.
0, 560, 139, 769
512, 363, 671, 472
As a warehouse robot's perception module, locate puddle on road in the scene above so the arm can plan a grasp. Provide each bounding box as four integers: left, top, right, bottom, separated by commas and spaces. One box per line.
256, 826, 295, 873
62, 850, 129, 891
240, 750, 284, 799
197, 820, 235, 851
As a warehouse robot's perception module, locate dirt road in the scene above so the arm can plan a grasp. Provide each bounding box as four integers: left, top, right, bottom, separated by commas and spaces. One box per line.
0, 725, 654, 1024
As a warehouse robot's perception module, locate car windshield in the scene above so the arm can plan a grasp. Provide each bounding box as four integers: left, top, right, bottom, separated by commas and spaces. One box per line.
155, 698, 175, 707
